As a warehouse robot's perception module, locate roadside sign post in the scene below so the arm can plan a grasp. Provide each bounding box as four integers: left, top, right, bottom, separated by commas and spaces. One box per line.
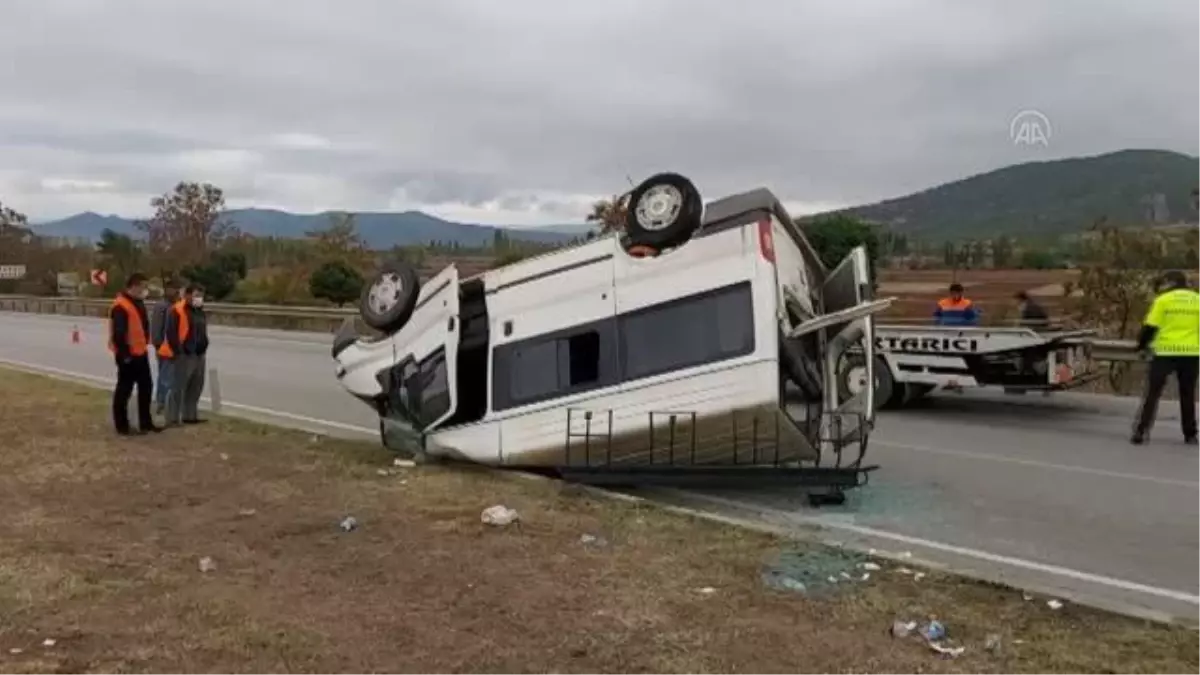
0, 264, 27, 280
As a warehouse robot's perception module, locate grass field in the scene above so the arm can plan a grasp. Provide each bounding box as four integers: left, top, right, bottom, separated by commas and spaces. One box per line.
0, 369, 1195, 673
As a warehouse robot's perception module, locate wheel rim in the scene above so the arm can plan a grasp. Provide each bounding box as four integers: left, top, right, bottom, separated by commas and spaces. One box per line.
634, 184, 683, 231
368, 273, 403, 314
845, 364, 870, 396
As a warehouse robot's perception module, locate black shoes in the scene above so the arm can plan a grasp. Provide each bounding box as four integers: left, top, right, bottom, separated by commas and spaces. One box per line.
1186, 435, 1198, 446
1130, 432, 1146, 445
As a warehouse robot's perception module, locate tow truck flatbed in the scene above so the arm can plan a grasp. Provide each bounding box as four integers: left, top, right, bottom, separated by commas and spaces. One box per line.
838, 323, 1140, 409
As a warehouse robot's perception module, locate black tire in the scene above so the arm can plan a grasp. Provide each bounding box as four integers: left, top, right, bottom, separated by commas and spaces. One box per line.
359, 261, 421, 333
836, 353, 895, 411
622, 172, 704, 251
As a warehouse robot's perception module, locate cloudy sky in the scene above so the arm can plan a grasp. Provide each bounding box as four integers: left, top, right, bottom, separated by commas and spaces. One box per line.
1, 0, 1196, 226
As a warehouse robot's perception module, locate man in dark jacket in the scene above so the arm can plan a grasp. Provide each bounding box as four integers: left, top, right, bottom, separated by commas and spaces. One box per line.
1014, 290, 1050, 329
149, 281, 179, 414
164, 284, 210, 425
109, 272, 162, 435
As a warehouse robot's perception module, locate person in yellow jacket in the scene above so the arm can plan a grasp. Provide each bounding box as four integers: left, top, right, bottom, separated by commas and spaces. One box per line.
1131, 270, 1199, 445
108, 273, 162, 436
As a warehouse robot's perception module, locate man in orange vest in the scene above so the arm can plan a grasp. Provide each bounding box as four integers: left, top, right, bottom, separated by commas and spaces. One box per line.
109, 272, 161, 435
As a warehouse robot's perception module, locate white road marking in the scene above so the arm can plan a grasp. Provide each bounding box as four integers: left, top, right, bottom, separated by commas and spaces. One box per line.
874, 439, 1199, 489
0, 357, 378, 436
675, 491, 1200, 606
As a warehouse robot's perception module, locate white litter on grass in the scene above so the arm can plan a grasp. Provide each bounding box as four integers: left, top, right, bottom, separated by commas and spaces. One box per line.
237, 508, 257, 517
41, 639, 55, 648
827, 576, 838, 584
696, 586, 717, 595
913, 572, 926, 581
1046, 599, 1064, 610
928, 642, 965, 658
481, 505, 519, 526
340, 516, 359, 532
891, 620, 918, 638
839, 571, 852, 580
896, 567, 913, 575
375, 468, 391, 477
198, 556, 217, 573
860, 573, 871, 581
860, 562, 882, 571
1023, 592, 1034, 601
219, 453, 229, 461
393, 458, 416, 468
8, 648, 21, 655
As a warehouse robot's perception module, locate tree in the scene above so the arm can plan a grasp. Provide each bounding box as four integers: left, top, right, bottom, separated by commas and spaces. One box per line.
137, 182, 238, 278
180, 251, 247, 301
306, 212, 372, 271
801, 214, 882, 285
993, 236, 1014, 268
94, 228, 144, 293
1018, 248, 1061, 270
586, 193, 630, 235
309, 260, 365, 307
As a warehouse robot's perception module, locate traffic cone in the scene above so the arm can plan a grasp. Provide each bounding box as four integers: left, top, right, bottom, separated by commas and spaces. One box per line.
71, 325, 80, 344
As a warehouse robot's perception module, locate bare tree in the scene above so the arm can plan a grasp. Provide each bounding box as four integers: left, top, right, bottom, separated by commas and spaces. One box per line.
136, 182, 238, 277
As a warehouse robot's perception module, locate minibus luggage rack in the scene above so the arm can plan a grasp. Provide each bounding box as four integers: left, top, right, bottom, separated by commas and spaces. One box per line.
556, 407, 876, 493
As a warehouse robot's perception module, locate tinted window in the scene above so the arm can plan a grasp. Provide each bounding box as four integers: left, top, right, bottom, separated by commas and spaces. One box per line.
620, 282, 755, 380
493, 322, 617, 411
394, 349, 452, 429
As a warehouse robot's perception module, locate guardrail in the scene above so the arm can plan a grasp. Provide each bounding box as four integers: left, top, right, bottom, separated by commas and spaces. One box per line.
0, 294, 355, 333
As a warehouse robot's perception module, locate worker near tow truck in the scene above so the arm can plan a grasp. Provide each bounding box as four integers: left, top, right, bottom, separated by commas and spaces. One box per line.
1131, 270, 1199, 446
933, 283, 980, 326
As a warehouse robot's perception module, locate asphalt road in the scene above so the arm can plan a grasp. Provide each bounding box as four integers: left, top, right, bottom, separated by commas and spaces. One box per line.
2, 311, 1197, 621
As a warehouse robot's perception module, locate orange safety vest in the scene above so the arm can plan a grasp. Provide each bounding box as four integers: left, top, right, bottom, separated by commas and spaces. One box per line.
108, 294, 149, 357
156, 300, 191, 358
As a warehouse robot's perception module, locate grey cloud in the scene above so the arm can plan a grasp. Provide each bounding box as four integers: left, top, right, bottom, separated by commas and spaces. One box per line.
0, 0, 1195, 221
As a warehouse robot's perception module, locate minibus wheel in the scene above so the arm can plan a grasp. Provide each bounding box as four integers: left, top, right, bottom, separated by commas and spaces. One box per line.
360, 260, 421, 333
622, 172, 704, 252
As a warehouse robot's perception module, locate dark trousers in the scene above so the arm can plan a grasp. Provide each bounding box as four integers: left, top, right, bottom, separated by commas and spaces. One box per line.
113, 354, 154, 432
1133, 356, 1199, 439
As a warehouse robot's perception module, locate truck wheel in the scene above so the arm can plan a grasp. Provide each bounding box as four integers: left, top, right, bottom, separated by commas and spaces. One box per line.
622, 172, 704, 253
837, 354, 895, 411
360, 261, 421, 333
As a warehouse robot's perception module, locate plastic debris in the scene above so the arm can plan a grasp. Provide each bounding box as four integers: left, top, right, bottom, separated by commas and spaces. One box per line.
921, 620, 946, 642
913, 572, 926, 581
778, 577, 807, 593
696, 586, 717, 595
860, 572, 871, 581
375, 468, 391, 477
1022, 592, 1034, 601
8, 648, 22, 655
827, 576, 838, 584
860, 562, 882, 571
839, 571, 852, 580
339, 516, 359, 532
393, 458, 416, 468
579, 533, 607, 547
219, 453, 230, 461
41, 639, 56, 648
896, 567, 913, 575
1046, 599, 1064, 610
891, 620, 918, 638
928, 642, 965, 658
481, 505, 519, 526
984, 633, 1003, 653
237, 508, 257, 518
198, 556, 217, 573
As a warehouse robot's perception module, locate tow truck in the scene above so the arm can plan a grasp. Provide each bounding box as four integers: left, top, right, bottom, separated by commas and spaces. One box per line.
836, 323, 1141, 408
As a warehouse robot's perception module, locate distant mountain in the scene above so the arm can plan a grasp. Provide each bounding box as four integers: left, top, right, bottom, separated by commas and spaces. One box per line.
32, 208, 586, 248
811, 149, 1198, 240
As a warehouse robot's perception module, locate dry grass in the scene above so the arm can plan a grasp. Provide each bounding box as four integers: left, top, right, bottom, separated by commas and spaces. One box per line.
0, 368, 1195, 674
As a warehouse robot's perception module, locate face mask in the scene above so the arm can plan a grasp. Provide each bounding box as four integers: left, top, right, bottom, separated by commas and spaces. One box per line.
192, 296, 205, 308
133, 287, 148, 300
